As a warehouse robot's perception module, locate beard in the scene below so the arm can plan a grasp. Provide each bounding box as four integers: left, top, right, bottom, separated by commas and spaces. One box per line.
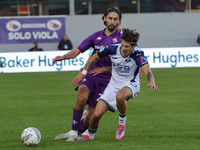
106, 23, 118, 32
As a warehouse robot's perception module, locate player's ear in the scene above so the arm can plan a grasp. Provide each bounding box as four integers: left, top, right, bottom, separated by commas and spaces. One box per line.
104, 16, 106, 22
119, 21, 121, 26
132, 45, 136, 49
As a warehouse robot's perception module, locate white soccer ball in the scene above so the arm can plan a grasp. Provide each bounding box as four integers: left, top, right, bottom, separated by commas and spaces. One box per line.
21, 127, 41, 146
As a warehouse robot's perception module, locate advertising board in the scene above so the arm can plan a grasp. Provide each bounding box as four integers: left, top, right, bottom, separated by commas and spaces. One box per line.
0, 47, 199, 73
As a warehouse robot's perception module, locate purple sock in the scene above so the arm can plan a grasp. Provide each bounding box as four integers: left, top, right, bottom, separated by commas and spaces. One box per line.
71, 108, 83, 131
77, 118, 88, 135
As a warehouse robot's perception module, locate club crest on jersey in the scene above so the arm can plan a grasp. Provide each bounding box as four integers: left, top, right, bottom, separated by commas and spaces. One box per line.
112, 38, 118, 43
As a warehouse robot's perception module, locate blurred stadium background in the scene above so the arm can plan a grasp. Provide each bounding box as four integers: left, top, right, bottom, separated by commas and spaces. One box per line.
0, 0, 200, 52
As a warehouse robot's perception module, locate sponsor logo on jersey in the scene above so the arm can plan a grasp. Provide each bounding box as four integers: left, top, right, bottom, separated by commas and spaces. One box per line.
95, 45, 105, 50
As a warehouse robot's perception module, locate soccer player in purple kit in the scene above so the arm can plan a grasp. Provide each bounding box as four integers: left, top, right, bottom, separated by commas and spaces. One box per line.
73, 28, 159, 141
53, 7, 122, 141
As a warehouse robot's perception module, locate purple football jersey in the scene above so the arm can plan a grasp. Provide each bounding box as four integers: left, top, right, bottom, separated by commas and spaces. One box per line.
78, 29, 121, 84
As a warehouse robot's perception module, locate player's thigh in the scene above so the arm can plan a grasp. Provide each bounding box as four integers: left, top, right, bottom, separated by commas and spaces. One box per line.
117, 87, 132, 100
77, 84, 90, 101
98, 84, 117, 112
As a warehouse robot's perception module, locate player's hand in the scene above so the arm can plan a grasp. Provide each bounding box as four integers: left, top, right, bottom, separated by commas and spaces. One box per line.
89, 68, 104, 76
72, 74, 85, 86
147, 83, 159, 92
53, 56, 62, 64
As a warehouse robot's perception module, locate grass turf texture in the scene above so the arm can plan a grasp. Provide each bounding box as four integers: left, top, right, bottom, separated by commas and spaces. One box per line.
0, 68, 199, 150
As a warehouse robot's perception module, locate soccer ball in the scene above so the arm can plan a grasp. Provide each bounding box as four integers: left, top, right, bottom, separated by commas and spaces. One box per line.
21, 127, 41, 146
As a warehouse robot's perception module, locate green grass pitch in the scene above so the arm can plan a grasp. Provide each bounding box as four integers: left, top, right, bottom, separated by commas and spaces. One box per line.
0, 68, 199, 150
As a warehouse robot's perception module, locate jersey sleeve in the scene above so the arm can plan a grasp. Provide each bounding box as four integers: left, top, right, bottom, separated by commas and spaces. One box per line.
97, 45, 118, 59
77, 34, 95, 53
136, 51, 149, 68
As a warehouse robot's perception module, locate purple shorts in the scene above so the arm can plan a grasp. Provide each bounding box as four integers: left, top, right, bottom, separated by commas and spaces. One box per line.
76, 74, 109, 108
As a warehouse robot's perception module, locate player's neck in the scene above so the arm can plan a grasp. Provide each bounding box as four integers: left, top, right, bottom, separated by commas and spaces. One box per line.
104, 28, 116, 36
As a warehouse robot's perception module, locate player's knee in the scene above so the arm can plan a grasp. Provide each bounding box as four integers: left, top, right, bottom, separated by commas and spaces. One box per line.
116, 92, 126, 103
74, 96, 88, 110
77, 95, 88, 104
92, 111, 102, 121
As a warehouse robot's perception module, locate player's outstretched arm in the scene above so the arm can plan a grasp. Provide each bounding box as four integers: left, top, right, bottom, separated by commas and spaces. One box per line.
78, 52, 111, 76
72, 53, 99, 86
142, 65, 159, 92
53, 48, 81, 64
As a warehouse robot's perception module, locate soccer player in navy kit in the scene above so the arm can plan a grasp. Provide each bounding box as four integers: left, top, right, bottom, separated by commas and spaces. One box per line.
73, 28, 159, 141
53, 7, 122, 141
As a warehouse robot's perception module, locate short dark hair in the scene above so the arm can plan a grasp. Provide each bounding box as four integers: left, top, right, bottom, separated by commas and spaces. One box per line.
121, 28, 140, 46
102, 7, 122, 25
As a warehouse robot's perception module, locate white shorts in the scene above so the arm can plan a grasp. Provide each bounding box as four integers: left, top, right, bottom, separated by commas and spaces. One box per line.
98, 80, 140, 112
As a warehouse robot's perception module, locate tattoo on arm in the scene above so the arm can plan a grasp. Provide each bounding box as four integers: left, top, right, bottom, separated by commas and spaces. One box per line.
85, 59, 97, 71
88, 60, 96, 70
147, 72, 154, 81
